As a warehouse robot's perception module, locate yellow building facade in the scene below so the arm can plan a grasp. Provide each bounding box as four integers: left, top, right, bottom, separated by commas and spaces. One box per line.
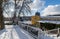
31, 15, 40, 27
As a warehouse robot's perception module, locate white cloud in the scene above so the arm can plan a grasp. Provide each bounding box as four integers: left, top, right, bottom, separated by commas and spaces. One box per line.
41, 5, 60, 16
30, 0, 45, 10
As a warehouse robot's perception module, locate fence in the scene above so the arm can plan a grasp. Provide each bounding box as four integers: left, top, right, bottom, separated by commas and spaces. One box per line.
18, 21, 60, 39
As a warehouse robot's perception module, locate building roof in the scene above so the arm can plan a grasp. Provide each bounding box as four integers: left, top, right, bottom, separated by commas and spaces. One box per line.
38, 20, 60, 24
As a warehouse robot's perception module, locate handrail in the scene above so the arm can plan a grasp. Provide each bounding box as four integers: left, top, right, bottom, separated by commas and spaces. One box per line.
19, 21, 41, 31
45, 28, 60, 33
19, 22, 45, 39
19, 22, 60, 39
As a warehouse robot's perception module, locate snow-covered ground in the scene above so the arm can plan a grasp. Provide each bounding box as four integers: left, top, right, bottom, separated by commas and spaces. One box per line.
0, 25, 34, 39
0, 25, 60, 39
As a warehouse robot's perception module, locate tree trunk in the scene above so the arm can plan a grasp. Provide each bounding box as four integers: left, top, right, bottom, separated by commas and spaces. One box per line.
0, 0, 4, 30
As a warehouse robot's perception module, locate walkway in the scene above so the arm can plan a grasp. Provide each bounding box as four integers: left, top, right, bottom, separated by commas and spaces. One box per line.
0, 25, 34, 39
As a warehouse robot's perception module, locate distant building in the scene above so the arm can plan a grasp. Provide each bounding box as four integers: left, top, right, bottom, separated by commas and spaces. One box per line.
41, 14, 60, 21
39, 14, 60, 30
48, 14, 60, 16
20, 16, 32, 21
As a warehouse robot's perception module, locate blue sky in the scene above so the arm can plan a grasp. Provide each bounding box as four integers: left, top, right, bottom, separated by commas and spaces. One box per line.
45, 0, 60, 6
31, 0, 60, 16
41, 0, 60, 16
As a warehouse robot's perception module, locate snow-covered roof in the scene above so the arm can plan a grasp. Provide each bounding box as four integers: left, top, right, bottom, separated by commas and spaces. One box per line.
19, 20, 60, 24
19, 21, 32, 24
38, 20, 60, 24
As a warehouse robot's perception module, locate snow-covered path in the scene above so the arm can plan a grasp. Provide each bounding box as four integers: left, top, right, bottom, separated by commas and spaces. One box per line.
0, 25, 34, 39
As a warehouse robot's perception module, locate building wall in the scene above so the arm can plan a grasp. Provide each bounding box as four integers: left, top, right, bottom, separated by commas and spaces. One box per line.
41, 16, 60, 21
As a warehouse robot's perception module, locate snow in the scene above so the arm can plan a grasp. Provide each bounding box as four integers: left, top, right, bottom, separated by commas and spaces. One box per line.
0, 25, 34, 39
4, 21, 13, 23
1, 24, 60, 39
19, 21, 32, 24
38, 20, 60, 24
19, 20, 60, 24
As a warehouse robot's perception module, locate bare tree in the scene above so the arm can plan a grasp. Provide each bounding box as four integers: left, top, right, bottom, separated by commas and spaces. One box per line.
0, 0, 4, 30
13, 0, 32, 24
3, 0, 32, 18
2, 0, 32, 25
14, 0, 32, 17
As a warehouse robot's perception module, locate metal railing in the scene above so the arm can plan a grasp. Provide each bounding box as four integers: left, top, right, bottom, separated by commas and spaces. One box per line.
45, 28, 60, 35
18, 21, 60, 39
18, 22, 41, 39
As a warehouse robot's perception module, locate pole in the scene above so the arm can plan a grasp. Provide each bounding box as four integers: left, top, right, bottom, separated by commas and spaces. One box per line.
38, 22, 40, 39
13, 0, 17, 25
58, 28, 59, 34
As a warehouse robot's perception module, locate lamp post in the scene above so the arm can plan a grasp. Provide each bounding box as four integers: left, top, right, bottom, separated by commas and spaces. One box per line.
13, 0, 18, 25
